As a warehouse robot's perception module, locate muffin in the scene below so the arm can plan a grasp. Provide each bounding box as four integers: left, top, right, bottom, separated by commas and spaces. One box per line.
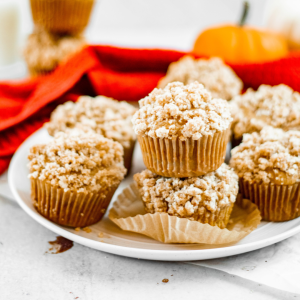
158, 56, 243, 100
230, 84, 300, 147
230, 126, 300, 221
132, 81, 232, 177
46, 96, 137, 173
134, 164, 239, 229
23, 28, 86, 76
30, 0, 95, 34
28, 131, 126, 227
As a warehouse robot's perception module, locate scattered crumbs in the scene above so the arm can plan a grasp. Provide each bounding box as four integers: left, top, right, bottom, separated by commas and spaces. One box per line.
241, 266, 256, 272
265, 261, 267, 262
83, 227, 92, 233
75, 297, 79, 299
75, 227, 80, 232
98, 232, 104, 238
48, 236, 73, 254
80, 213, 84, 217
101, 209, 106, 213
162, 279, 169, 283
171, 275, 173, 276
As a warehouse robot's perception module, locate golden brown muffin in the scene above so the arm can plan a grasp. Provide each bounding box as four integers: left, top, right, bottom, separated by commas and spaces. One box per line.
23, 28, 86, 76
28, 130, 126, 227
230, 84, 300, 146
158, 56, 243, 100
45, 96, 137, 173
230, 126, 300, 221
30, 0, 95, 34
132, 81, 232, 177
134, 164, 239, 229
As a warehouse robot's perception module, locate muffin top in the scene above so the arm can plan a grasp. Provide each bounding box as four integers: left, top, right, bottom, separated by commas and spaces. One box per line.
46, 96, 137, 148
23, 28, 86, 73
134, 164, 238, 220
132, 82, 232, 140
28, 131, 126, 193
158, 56, 243, 100
230, 84, 300, 139
230, 126, 300, 185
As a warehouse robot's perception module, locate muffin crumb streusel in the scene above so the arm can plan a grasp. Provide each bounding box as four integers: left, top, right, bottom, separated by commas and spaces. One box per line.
28, 131, 126, 192
132, 81, 232, 140
134, 164, 238, 220
23, 28, 86, 74
230, 126, 300, 185
158, 56, 243, 100
46, 96, 137, 149
230, 84, 300, 139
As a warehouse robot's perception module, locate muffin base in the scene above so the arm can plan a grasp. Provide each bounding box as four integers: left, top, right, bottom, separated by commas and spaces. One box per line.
30, 0, 94, 34
192, 203, 234, 229
31, 178, 118, 227
123, 140, 136, 176
240, 178, 300, 222
138, 128, 230, 177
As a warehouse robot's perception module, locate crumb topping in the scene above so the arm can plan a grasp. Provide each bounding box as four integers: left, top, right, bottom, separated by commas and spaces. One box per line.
158, 56, 243, 100
230, 126, 300, 185
134, 164, 238, 220
230, 84, 300, 139
132, 82, 232, 140
23, 28, 85, 73
28, 131, 126, 192
46, 96, 137, 148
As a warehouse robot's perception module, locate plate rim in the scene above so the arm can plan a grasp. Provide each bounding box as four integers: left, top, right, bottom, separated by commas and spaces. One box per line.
8, 128, 300, 261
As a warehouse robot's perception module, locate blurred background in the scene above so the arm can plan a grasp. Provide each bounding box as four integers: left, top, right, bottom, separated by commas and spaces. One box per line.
15, 0, 268, 49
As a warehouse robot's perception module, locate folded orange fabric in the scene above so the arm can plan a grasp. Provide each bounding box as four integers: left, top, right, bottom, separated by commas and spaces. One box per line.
1, 45, 300, 175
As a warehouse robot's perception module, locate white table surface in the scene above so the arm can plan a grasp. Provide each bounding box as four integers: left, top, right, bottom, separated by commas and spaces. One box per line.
0, 195, 298, 300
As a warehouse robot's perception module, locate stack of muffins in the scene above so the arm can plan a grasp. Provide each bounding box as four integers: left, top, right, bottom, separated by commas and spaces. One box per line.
28, 96, 137, 227
24, 0, 95, 76
132, 81, 239, 229
229, 84, 300, 221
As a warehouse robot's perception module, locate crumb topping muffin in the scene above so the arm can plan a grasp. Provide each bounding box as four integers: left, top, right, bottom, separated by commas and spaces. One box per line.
132, 81, 232, 141
23, 28, 86, 75
230, 126, 300, 185
230, 84, 300, 140
28, 131, 126, 193
134, 164, 238, 220
46, 96, 137, 149
158, 56, 243, 100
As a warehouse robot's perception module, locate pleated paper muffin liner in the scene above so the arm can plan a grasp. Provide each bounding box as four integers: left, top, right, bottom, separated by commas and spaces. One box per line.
109, 183, 261, 244
31, 178, 118, 227
240, 178, 300, 222
137, 128, 230, 178
30, 0, 94, 34
123, 140, 136, 175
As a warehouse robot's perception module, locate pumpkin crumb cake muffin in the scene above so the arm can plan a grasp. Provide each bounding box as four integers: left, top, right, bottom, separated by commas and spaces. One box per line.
132, 81, 232, 177
46, 96, 137, 173
230, 84, 300, 146
134, 164, 239, 229
158, 56, 243, 100
230, 126, 300, 222
23, 28, 86, 76
28, 131, 126, 227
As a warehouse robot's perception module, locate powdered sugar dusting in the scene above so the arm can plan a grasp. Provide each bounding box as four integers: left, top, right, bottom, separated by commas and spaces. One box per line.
134, 164, 238, 220
132, 82, 232, 140
158, 56, 242, 100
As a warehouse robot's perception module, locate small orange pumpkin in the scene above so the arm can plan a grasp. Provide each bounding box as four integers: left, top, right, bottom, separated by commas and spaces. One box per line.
193, 2, 289, 64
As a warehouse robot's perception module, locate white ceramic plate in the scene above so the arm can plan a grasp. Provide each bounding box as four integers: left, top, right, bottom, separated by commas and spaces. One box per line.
8, 128, 300, 261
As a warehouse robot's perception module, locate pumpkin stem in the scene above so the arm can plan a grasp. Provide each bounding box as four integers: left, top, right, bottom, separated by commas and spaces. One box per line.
239, 1, 249, 26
